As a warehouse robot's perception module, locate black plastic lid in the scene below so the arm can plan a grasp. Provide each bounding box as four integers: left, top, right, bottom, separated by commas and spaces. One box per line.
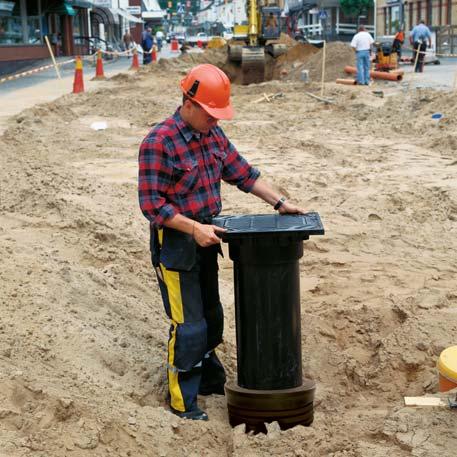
213, 212, 324, 241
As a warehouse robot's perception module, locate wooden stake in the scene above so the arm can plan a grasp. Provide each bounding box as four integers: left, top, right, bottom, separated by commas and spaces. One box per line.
320, 40, 326, 97
44, 35, 61, 80
303, 91, 335, 104
413, 43, 421, 73
404, 396, 446, 407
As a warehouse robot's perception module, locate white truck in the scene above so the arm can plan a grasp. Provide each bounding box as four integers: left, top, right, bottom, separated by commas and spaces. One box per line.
186, 32, 210, 47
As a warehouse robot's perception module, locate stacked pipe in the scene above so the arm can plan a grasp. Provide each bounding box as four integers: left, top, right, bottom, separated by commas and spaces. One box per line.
344, 66, 404, 82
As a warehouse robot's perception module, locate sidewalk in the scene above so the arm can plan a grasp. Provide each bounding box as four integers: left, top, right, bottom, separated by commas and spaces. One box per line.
0, 44, 179, 135
0, 57, 133, 135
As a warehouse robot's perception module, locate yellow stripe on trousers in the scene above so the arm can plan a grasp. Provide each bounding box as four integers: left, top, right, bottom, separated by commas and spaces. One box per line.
168, 323, 185, 411
158, 229, 185, 411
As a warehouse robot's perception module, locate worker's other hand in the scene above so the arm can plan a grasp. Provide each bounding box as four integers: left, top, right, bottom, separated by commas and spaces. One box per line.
193, 223, 226, 247
278, 201, 306, 215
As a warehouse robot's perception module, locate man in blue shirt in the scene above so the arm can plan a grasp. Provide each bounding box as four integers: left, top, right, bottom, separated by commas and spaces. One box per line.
410, 20, 432, 72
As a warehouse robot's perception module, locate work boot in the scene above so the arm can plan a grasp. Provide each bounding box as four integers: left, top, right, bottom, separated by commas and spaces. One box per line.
198, 382, 225, 396
199, 351, 226, 396
171, 407, 209, 421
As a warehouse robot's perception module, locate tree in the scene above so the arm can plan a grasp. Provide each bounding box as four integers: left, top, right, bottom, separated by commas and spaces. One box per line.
340, 0, 373, 20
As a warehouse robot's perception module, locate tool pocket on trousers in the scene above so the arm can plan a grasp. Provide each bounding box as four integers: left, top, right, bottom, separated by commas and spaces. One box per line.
173, 319, 208, 371
172, 160, 200, 194
160, 227, 196, 271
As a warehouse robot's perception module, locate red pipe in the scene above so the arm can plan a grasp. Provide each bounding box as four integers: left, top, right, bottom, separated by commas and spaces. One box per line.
344, 66, 403, 81
336, 78, 357, 85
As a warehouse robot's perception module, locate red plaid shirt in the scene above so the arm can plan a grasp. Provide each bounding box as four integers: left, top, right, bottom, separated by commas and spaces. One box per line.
139, 109, 260, 227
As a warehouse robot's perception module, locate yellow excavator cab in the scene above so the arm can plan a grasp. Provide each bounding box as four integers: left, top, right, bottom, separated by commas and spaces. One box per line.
228, 4, 286, 84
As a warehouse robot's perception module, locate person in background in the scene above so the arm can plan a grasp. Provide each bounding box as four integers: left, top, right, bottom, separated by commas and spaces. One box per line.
392, 27, 405, 59
123, 30, 133, 56
350, 25, 374, 85
138, 64, 306, 421
155, 29, 164, 52
141, 27, 154, 65
410, 20, 432, 72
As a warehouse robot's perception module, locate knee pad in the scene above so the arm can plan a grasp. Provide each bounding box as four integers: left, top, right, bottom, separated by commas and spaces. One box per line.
172, 319, 207, 371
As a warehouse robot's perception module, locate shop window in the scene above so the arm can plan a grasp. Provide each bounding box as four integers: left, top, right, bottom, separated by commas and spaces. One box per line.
73, 9, 85, 37
26, 0, 42, 44
0, 0, 42, 45
0, 0, 22, 44
390, 5, 400, 33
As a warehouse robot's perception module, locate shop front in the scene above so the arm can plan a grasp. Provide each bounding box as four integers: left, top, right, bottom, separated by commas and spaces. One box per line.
0, 0, 92, 76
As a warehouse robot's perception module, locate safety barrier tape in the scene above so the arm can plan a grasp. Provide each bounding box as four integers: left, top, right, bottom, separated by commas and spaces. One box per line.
0, 49, 130, 85
0, 58, 75, 85
403, 45, 457, 57
1, 43, 169, 85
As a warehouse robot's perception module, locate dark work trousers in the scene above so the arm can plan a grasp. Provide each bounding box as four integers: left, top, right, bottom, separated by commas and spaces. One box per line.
413, 41, 427, 72
151, 227, 226, 412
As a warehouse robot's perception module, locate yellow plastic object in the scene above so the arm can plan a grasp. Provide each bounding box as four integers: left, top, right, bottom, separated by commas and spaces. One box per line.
207, 37, 226, 49
438, 346, 457, 392
438, 346, 457, 380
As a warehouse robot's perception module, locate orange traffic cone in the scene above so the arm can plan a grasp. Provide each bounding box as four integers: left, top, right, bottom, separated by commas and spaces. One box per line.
72, 56, 84, 93
151, 45, 157, 63
130, 48, 139, 70
92, 49, 105, 80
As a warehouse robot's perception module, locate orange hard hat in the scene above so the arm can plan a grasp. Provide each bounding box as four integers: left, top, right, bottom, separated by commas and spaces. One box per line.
180, 64, 233, 120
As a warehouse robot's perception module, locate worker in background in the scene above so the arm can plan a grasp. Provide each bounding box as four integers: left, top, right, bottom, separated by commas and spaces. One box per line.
392, 27, 405, 59
138, 64, 305, 421
265, 12, 278, 35
141, 27, 154, 65
123, 30, 134, 58
350, 25, 374, 85
410, 19, 432, 72
155, 29, 164, 52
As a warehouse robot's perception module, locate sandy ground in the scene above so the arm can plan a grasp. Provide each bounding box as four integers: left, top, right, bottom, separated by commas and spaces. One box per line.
1, 44, 457, 456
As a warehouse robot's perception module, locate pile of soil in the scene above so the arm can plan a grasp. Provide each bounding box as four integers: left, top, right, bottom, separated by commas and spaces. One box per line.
1, 46, 457, 457
282, 41, 356, 82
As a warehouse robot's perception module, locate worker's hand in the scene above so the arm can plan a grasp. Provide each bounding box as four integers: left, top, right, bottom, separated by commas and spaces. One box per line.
193, 222, 226, 247
278, 200, 307, 215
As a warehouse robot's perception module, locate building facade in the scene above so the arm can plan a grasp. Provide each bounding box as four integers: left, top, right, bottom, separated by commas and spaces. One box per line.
376, 0, 456, 35
0, 0, 143, 75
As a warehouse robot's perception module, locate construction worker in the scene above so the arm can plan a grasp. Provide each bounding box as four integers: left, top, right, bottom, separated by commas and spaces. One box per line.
392, 27, 405, 59
410, 20, 432, 72
350, 25, 374, 85
138, 64, 305, 421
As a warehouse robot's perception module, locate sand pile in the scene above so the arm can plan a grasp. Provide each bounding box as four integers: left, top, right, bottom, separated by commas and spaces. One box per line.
1, 52, 457, 457
281, 41, 356, 82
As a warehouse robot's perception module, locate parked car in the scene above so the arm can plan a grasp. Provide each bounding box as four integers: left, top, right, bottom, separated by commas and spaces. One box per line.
167, 32, 186, 44
186, 32, 210, 47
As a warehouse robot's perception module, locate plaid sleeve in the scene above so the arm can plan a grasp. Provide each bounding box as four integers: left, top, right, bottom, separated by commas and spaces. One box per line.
219, 132, 260, 193
138, 135, 178, 227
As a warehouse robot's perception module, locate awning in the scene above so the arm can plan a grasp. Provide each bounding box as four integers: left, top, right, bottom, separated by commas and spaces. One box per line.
111, 8, 144, 23
46, 1, 77, 15
141, 10, 165, 19
68, 0, 94, 7
92, 6, 118, 24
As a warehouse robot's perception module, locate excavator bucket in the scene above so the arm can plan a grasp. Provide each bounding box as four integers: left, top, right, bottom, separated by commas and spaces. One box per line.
241, 47, 265, 85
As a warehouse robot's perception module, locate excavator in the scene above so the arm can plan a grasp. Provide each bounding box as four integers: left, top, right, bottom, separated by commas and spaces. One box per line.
228, 2, 287, 85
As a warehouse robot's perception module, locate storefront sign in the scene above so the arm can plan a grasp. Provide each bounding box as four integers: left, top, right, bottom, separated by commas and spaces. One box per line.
0, 1, 15, 12
126, 6, 141, 14
92, 0, 112, 7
